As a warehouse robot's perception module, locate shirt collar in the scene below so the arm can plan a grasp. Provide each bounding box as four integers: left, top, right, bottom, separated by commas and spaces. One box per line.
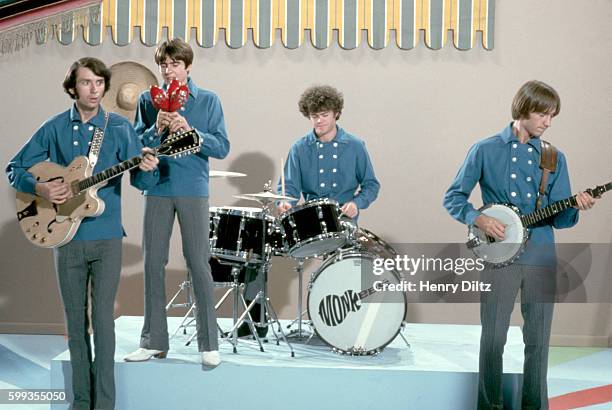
70, 104, 106, 128
306, 126, 349, 145
500, 122, 541, 153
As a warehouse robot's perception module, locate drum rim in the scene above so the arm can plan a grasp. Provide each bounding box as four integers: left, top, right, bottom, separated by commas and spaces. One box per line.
280, 197, 340, 217
210, 248, 264, 263
286, 232, 347, 258
351, 228, 398, 257
307, 250, 407, 355
210, 207, 272, 220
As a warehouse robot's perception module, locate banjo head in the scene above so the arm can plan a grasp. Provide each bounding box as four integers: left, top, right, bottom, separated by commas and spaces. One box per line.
469, 203, 528, 267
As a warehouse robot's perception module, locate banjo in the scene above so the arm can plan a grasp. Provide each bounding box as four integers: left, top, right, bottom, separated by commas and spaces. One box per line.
16, 130, 200, 248
466, 182, 611, 267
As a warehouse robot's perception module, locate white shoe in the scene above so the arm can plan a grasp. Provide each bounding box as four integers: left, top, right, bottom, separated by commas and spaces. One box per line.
201, 350, 221, 367
124, 348, 167, 362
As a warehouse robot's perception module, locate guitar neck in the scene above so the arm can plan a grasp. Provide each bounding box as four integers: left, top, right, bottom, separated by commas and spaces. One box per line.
521, 182, 611, 228
77, 156, 143, 193
75, 130, 199, 193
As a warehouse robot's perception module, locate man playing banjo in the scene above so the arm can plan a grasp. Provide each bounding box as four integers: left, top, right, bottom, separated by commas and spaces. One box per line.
443, 80, 597, 409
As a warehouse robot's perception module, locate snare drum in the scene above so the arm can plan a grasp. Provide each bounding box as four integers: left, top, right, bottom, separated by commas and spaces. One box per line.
278, 199, 347, 258
209, 207, 282, 263
307, 249, 406, 355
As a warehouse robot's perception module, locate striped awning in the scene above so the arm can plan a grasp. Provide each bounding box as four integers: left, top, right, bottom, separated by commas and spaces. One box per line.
0, 0, 101, 53
1, 0, 495, 52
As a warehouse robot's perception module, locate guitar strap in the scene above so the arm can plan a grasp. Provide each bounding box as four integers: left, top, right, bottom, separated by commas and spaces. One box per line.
537, 139, 558, 209
87, 111, 110, 168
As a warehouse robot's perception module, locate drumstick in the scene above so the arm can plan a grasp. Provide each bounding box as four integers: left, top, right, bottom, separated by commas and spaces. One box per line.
280, 157, 286, 196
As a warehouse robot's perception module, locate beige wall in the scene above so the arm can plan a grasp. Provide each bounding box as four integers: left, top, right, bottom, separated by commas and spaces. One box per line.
1, 0, 611, 345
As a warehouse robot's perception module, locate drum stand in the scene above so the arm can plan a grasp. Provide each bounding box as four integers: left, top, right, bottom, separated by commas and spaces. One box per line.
166, 273, 197, 338
399, 321, 411, 349
285, 259, 314, 340
185, 261, 265, 353
223, 202, 295, 357
224, 257, 295, 357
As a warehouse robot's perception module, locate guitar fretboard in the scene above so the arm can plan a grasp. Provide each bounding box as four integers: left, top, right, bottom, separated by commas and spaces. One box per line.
77, 156, 143, 192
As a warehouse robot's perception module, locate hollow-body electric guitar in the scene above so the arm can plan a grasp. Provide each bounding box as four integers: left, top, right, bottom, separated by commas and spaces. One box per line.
16, 130, 200, 248
466, 182, 611, 267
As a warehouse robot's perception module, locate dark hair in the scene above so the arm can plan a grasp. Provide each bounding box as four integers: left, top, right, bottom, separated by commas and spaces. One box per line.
62, 57, 111, 100
154, 38, 194, 67
298, 85, 344, 119
511, 80, 560, 120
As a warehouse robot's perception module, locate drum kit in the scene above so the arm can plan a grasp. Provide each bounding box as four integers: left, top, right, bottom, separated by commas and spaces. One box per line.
168, 173, 408, 357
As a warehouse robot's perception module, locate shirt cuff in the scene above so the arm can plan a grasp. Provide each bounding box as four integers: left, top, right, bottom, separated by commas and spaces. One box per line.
465, 209, 481, 226
22, 174, 38, 195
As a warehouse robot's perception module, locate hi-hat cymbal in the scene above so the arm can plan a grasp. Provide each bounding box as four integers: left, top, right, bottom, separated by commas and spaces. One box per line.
210, 170, 247, 178
233, 192, 297, 202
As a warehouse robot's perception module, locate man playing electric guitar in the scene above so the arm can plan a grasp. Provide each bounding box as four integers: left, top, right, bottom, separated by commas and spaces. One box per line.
6, 57, 159, 410
443, 80, 597, 409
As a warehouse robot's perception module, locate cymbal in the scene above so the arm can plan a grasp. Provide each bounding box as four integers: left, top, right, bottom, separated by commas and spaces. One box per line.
233, 191, 297, 202
210, 170, 247, 178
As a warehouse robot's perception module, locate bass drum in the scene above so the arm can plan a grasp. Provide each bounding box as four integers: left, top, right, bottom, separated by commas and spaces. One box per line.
307, 249, 406, 355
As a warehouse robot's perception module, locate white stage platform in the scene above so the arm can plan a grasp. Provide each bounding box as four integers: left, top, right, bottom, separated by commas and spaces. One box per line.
51, 316, 525, 409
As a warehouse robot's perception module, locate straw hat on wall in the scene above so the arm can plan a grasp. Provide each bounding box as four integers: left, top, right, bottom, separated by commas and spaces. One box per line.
102, 61, 158, 122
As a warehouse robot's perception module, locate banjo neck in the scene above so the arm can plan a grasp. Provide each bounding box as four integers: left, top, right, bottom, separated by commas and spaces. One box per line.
520, 182, 612, 228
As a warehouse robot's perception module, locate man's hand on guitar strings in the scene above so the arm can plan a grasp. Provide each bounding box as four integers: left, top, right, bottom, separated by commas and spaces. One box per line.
475, 214, 506, 241
139, 148, 159, 172
35, 180, 71, 204
574, 191, 596, 210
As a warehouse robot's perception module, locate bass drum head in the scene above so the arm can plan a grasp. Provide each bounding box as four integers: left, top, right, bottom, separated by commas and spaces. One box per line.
307, 252, 406, 355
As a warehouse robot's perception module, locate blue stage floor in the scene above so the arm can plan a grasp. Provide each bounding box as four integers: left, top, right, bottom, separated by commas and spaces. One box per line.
48, 316, 525, 410
2, 319, 611, 409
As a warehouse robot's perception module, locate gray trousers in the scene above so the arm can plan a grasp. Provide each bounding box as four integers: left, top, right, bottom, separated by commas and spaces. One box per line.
478, 264, 556, 410
54, 238, 122, 410
140, 196, 218, 352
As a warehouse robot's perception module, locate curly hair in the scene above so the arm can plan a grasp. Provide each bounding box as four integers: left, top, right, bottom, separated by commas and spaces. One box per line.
298, 85, 344, 119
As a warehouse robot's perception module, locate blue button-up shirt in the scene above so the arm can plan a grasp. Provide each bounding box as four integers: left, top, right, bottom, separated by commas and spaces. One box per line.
135, 78, 230, 197
443, 123, 579, 265
278, 126, 380, 211
6, 105, 158, 241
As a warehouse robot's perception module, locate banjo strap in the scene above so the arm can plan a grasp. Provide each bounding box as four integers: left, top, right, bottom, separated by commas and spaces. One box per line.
537, 139, 558, 210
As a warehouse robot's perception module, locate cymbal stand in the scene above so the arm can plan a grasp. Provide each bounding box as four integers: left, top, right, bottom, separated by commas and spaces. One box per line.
167, 272, 197, 338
